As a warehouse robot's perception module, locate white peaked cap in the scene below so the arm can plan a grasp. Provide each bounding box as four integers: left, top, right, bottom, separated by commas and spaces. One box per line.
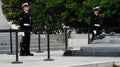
93, 6, 99, 10
22, 3, 29, 8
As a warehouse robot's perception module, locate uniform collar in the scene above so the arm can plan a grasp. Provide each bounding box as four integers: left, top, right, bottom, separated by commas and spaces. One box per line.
24, 10, 29, 13
94, 13, 98, 16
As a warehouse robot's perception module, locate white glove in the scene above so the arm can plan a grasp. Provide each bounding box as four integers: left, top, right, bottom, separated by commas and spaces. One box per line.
93, 30, 97, 34
21, 32, 25, 36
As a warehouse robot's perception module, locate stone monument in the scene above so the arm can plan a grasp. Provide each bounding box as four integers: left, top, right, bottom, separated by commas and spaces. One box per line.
0, 1, 10, 29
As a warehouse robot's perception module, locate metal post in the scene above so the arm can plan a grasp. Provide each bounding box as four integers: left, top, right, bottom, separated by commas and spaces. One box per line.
65, 28, 68, 50
44, 31, 54, 61
12, 31, 23, 64
88, 28, 91, 44
8, 29, 14, 55
36, 31, 44, 53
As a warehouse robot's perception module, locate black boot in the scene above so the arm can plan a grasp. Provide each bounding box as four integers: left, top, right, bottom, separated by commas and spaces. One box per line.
26, 53, 34, 56
20, 42, 27, 56
26, 51, 34, 56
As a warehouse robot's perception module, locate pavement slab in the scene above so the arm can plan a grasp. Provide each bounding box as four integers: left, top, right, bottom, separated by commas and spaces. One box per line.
0, 51, 120, 67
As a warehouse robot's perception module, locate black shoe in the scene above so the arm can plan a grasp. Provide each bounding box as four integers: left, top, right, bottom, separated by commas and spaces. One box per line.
26, 53, 34, 56
20, 53, 27, 56
91, 38, 94, 41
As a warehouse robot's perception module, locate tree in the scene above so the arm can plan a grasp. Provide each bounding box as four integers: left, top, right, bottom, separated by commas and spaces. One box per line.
30, 0, 64, 29
1, 0, 34, 23
1, 0, 120, 30
100, 0, 120, 27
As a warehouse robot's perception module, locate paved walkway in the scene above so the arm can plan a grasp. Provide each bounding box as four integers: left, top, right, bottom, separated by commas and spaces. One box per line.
0, 32, 120, 67
0, 34, 119, 67
0, 51, 120, 67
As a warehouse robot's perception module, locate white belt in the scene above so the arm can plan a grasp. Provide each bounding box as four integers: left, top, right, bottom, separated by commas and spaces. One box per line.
94, 24, 100, 27
24, 24, 30, 26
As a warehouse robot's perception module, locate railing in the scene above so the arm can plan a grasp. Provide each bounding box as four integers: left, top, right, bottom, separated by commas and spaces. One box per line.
0, 28, 69, 63
0, 27, 119, 64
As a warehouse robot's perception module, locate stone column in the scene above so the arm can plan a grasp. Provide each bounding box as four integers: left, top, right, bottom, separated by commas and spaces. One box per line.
0, 1, 10, 29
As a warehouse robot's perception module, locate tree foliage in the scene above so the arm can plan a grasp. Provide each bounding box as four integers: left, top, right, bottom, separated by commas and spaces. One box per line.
1, 0, 120, 29
30, 0, 64, 29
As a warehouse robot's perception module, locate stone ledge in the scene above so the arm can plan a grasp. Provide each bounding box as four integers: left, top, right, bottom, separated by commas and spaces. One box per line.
63, 50, 120, 57
71, 61, 113, 67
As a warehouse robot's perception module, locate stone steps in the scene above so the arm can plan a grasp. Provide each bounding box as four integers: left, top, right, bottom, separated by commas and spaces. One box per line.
0, 43, 65, 49
80, 44, 120, 52
0, 46, 73, 54
91, 36, 120, 44
63, 44, 120, 57
64, 50, 120, 57
0, 33, 70, 54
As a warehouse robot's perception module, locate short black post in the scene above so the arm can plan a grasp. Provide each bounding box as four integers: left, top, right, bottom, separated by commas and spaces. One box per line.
44, 31, 54, 61
36, 31, 44, 53
65, 28, 68, 50
12, 31, 23, 64
88, 28, 91, 44
8, 29, 14, 55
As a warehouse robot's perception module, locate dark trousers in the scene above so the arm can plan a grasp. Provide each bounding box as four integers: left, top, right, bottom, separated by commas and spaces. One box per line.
91, 26, 102, 40
20, 27, 31, 55
24, 32, 30, 54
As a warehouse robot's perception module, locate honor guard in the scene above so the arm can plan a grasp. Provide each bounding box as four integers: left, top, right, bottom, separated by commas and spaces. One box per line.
91, 6, 102, 41
19, 3, 34, 56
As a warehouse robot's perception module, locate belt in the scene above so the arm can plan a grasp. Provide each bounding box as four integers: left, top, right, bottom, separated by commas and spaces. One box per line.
94, 24, 100, 27
24, 24, 30, 26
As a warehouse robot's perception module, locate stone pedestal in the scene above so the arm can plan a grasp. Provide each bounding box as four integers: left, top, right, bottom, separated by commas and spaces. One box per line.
64, 44, 120, 57
0, 1, 10, 29
64, 36, 120, 57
